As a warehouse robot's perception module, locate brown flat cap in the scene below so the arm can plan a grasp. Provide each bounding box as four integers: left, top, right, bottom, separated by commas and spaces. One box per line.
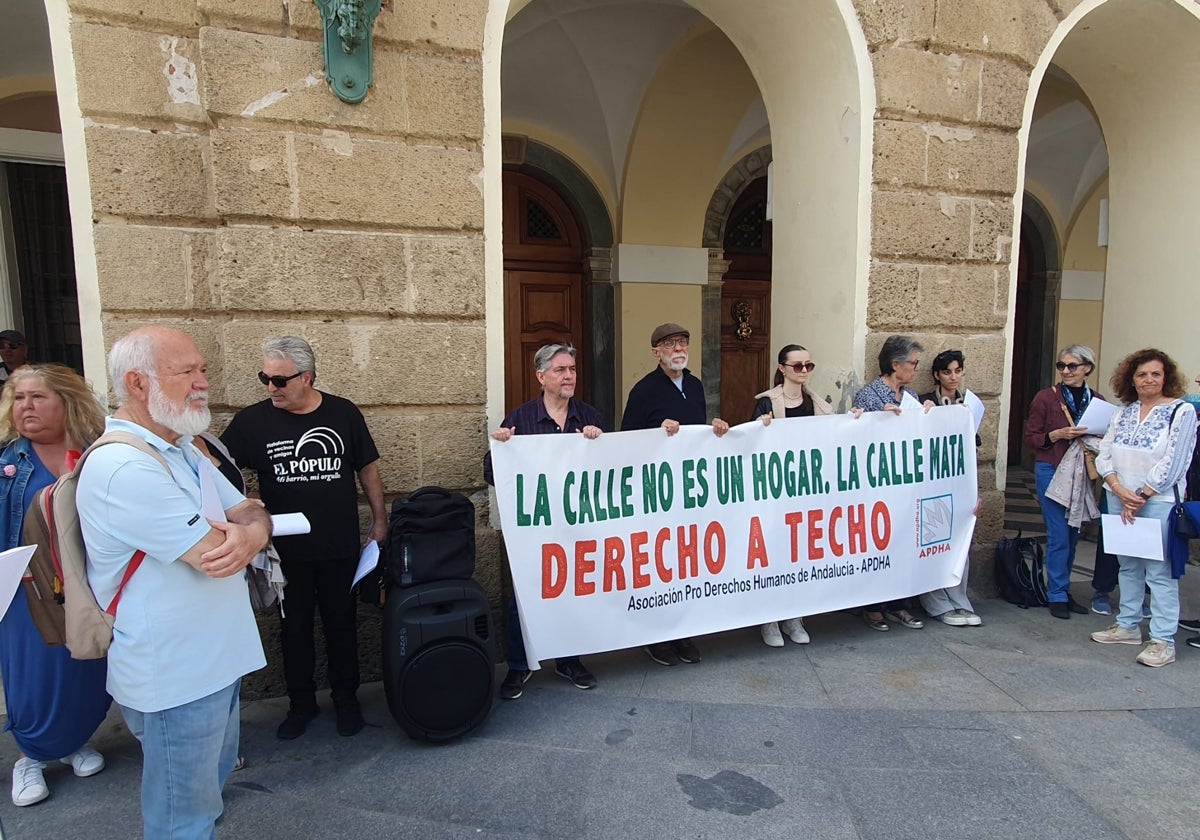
650, 323, 689, 346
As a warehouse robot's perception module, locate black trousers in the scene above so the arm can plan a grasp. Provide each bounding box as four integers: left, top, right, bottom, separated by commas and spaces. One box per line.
279, 556, 359, 710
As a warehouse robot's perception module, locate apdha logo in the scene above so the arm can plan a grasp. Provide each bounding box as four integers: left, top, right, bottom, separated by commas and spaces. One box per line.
918, 494, 953, 548
294, 427, 345, 457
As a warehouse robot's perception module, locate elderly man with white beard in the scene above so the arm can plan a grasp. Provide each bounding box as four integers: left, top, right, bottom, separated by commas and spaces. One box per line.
78, 326, 271, 840
621, 322, 729, 666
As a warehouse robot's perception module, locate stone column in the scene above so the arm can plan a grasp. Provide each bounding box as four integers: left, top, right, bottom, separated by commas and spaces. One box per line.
702, 248, 731, 421
586, 247, 616, 427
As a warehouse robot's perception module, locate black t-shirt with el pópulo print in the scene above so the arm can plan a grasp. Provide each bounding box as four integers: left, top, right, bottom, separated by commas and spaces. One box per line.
221, 392, 379, 561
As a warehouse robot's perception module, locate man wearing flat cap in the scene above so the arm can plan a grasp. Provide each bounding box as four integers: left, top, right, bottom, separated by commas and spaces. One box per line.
621, 322, 729, 666
0, 330, 29, 383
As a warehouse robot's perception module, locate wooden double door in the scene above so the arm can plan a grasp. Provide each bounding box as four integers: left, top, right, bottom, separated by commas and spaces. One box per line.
720, 177, 772, 423
502, 171, 586, 412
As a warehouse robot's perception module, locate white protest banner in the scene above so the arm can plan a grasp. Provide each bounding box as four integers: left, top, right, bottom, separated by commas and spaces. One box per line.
489, 404, 978, 666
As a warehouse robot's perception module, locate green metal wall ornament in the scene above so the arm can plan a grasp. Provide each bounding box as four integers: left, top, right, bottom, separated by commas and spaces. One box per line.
315, 0, 382, 104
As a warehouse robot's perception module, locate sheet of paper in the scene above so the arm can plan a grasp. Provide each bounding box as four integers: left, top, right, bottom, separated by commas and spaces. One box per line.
963, 389, 986, 433
1078, 399, 1117, 435
198, 462, 227, 523
352, 540, 380, 591
0, 544, 38, 622
1100, 514, 1164, 561
900, 390, 923, 413
271, 512, 311, 536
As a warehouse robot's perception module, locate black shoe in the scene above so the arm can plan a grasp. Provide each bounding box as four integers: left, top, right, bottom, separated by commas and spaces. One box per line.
1186, 635, 1200, 649
276, 708, 318, 740
644, 642, 680, 666
671, 637, 703, 664
1066, 597, 1088, 615
500, 668, 532, 700
1180, 618, 1200, 632
555, 659, 598, 690
335, 702, 364, 737
1049, 602, 1070, 620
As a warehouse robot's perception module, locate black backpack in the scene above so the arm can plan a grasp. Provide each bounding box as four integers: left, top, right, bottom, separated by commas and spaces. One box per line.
384, 486, 476, 589
995, 532, 1048, 608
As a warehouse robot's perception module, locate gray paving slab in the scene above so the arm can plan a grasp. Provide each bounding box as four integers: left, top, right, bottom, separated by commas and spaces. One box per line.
986, 709, 1200, 840
4, 593, 1200, 839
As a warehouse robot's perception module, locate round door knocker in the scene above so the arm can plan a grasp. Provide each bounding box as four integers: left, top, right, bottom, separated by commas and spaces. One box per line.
732, 301, 753, 341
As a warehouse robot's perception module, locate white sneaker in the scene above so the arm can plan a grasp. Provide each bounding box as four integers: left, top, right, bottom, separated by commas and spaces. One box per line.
1136, 639, 1176, 668
60, 745, 105, 778
780, 618, 811, 644
12, 757, 49, 807
937, 610, 969, 626
760, 622, 784, 647
959, 609, 983, 627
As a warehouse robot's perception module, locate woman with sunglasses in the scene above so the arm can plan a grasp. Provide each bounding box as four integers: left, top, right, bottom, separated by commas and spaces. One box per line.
917, 350, 982, 627
751, 344, 832, 647
1026, 344, 1106, 619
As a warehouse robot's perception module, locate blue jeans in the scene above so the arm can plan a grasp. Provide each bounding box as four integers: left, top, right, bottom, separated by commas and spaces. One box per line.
1036, 461, 1081, 603
1108, 494, 1179, 644
120, 679, 242, 840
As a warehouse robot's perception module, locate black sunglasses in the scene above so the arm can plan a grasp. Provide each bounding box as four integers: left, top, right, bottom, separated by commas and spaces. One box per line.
258, 370, 305, 388
1055, 361, 1089, 373
783, 361, 816, 373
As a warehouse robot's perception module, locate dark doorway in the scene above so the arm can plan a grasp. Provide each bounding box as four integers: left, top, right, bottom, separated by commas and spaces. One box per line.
502, 170, 586, 413
719, 177, 771, 423
1008, 204, 1057, 466
5, 162, 82, 371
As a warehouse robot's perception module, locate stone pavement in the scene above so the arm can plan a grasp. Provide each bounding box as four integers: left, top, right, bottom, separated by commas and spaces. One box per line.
4, 545, 1200, 840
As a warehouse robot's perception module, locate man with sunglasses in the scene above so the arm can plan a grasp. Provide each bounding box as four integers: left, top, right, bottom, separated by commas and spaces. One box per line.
0, 329, 30, 383
222, 336, 387, 740
621, 323, 730, 666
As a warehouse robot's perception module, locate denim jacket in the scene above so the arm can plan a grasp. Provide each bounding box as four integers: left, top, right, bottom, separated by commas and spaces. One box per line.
0, 437, 36, 551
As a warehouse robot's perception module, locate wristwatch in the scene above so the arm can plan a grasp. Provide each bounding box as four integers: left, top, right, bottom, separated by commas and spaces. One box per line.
1135, 487, 1150, 500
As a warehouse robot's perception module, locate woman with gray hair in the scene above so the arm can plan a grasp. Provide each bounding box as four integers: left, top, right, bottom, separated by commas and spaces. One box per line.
1025, 343, 1107, 619
851, 335, 930, 631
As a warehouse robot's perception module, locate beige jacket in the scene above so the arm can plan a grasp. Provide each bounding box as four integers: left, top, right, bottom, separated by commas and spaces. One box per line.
753, 384, 835, 419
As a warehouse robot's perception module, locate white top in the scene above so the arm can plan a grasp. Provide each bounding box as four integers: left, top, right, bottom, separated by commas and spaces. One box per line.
1095, 400, 1197, 502
78, 418, 266, 712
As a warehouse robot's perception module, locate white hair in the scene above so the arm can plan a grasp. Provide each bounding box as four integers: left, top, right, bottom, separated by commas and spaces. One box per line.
262, 336, 316, 379
108, 330, 158, 404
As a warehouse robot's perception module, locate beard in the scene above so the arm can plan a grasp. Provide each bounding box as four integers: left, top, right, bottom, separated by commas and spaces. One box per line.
148, 379, 211, 437
664, 353, 688, 372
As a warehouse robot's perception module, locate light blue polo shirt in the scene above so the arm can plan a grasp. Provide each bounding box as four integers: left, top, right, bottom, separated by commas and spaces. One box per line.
78, 418, 266, 713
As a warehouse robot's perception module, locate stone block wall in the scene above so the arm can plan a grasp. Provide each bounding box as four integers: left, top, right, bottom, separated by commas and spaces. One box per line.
853, 0, 1066, 590
64, 0, 492, 696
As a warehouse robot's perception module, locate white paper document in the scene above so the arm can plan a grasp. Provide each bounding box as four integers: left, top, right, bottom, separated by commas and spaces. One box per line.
271, 512, 311, 536
900, 391, 923, 413
0, 544, 38, 622
198, 463, 227, 523
963, 389, 986, 433
1078, 399, 1117, 435
1100, 514, 1164, 561
352, 540, 380, 591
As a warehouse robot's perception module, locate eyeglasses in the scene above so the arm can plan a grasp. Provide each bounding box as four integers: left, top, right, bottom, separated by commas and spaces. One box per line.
901, 359, 920, 369
783, 361, 816, 373
657, 337, 689, 349
258, 370, 304, 388
1055, 362, 1088, 372
0, 342, 23, 350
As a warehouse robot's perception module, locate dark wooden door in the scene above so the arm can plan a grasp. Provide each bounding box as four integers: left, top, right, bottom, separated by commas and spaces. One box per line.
720, 177, 771, 422
502, 171, 585, 411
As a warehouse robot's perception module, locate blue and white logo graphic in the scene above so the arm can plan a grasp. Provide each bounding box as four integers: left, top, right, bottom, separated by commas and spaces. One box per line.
918, 494, 954, 547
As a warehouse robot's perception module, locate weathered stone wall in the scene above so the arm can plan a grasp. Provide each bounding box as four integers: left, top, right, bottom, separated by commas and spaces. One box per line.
64, 0, 491, 697
853, 0, 1066, 590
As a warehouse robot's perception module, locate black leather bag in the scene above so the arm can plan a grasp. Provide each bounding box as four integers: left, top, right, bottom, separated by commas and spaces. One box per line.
995, 532, 1048, 608
384, 486, 476, 589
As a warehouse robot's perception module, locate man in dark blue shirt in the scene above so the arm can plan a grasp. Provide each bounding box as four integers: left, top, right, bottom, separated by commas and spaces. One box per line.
620, 322, 729, 666
485, 343, 606, 699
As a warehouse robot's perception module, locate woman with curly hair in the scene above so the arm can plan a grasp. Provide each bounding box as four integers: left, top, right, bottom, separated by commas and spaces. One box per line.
1092, 348, 1197, 667
0, 364, 111, 805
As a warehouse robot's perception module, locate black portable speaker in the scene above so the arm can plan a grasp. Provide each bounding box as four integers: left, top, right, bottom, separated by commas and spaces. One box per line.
382, 580, 495, 741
